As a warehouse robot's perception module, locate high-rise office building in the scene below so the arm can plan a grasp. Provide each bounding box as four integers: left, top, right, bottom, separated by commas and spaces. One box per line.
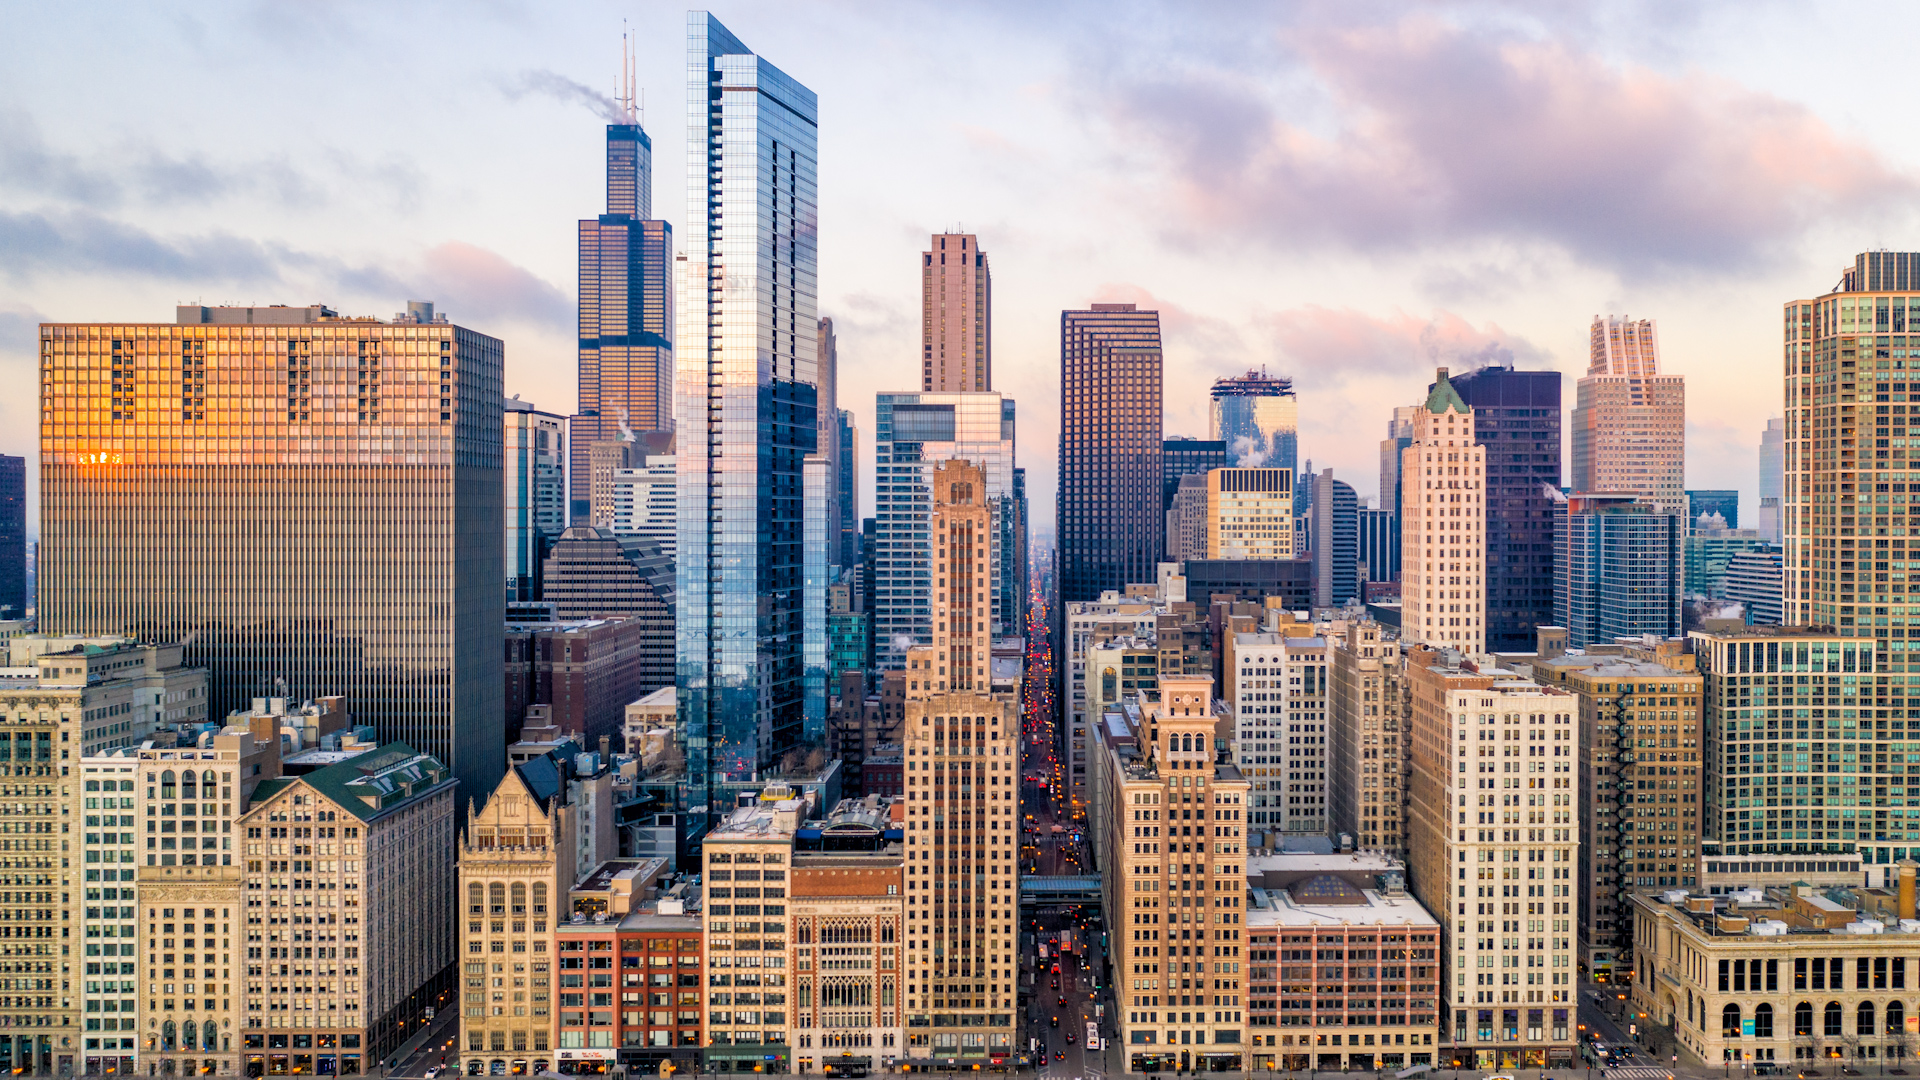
1444, 365, 1561, 652
1684, 522, 1770, 599
1380, 406, 1420, 521
1759, 417, 1785, 543
37, 302, 506, 801
1205, 468, 1295, 560
1086, 672, 1251, 1068
0, 453, 22, 619
571, 89, 673, 522
902, 460, 1019, 1061
505, 398, 567, 602
1553, 494, 1682, 649
1230, 632, 1328, 833
1327, 622, 1409, 857
836, 409, 859, 570
1530, 641, 1702, 981
818, 316, 844, 569
1572, 316, 1685, 514
1400, 370, 1486, 653
1210, 370, 1297, 499
1165, 474, 1210, 562
1162, 437, 1228, 514
1404, 650, 1579, 1068
1724, 550, 1784, 625
871, 393, 1017, 667
1357, 507, 1399, 585
1686, 489, 1740, 531
1058, 304, 1163, 603
676, 11, 820, 812
608, 453, 677, 555
922, 234, 991, 393
1310, 470, 1358, 608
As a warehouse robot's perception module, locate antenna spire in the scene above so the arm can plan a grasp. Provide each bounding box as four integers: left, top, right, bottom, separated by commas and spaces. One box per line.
620, 21, 638, 124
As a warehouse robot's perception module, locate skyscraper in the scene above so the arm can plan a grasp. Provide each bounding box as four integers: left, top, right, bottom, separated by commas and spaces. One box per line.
0, 453, 22, 619
1161, 436, 1228, 513
1357, 507, 1399, 585
37, 302, 506, 801
871, 393, 1017, 666
505, 397, 567, 602
571, 86, 673, 522
1403, 650, 1579, 1065
902, 460, 1019, 1061
1444, 365, 1561, 652
1400, 369, 1487, 653
1057, 303, 1163, 603
1758, 416, 1785, 542
1210, 370, 1298, 509
922, 233, 991, 392
1685, 489, 1739, 530
676, 12, 820, 817
818, 316, 843, 566
836, 409, 860, 569
1572, 316, 1685, 514
1553, 494, 1682, 649
1205, 467, 1295, 560
1310, 469, 1358, 608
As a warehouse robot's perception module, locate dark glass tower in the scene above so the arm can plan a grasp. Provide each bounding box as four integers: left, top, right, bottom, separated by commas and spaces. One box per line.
1161, 436, 1227, 513
1443, 364, 1562, 651
571, 112, 673, 522
0, 454, 22, 619
676, 12, 820, 828
1057, 303, 1163, 603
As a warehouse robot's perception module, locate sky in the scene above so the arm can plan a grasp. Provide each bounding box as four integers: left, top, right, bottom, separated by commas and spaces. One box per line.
5, 0, 1919, 542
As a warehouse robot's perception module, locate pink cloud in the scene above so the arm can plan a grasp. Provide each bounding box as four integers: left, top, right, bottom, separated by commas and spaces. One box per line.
1261, 305, 1552, 383
1103, 13, 1913, 274
415, 240, 569, 329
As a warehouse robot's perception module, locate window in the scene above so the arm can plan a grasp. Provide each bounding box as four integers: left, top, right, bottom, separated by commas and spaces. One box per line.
1858, 1001, 1875, 1037
1754, 1003, 1773, 1039
1723, 1004, 1742, 1039
1794, 1002, 1813, 1037
1826, 1001, 1844, 1038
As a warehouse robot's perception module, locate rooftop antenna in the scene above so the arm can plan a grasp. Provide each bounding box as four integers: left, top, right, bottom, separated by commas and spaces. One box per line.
620, 22, 639, 125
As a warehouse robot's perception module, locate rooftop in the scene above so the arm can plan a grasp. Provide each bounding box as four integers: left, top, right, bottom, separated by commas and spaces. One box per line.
1246, 885, 1439, 929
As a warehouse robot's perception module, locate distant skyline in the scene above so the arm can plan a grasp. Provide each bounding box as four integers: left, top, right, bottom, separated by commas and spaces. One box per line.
6, 1, 1919, 537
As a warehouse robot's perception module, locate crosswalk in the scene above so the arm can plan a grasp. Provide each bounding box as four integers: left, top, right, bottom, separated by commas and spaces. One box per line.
1603, 1065, 1675, 1079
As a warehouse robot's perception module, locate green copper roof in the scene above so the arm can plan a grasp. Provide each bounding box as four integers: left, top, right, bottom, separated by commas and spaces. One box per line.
1425, 368, 1469, 415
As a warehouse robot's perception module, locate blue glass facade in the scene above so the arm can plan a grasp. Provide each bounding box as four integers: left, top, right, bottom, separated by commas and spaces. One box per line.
872, 392, 1017, 667
1555, 494, 1683, 648
676, 12, 820, 823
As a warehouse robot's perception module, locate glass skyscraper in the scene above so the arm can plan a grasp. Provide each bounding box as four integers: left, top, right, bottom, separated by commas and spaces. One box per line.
1444, 364, 1562, 652
676, 12, 820, 824
1210, 369, 1298, 507
872, 392, 1016, 668
1554, 494, 1683, 649
37, 303, 507, 801
1057, 304, 1163, 604
571, 104, 673, 522
504, 397, 566, 601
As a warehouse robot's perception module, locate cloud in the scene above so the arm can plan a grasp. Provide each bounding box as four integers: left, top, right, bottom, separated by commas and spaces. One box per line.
1262, 305, 1552, 384
412, 241, 570, 330
0, 208, 285, 282
1098, 12, 1915, 276
500, 70, 627, 123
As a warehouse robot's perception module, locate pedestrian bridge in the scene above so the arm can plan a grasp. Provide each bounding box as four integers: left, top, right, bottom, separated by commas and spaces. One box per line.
1019, 875, 1102, 906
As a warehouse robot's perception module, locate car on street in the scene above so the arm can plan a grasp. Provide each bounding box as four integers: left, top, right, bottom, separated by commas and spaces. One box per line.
1065, 1032, 1076, 1044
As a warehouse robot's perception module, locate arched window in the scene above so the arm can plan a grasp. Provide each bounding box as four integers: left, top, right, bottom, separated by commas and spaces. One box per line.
511, 883, 527, 916
1826, 1001, 1844, 1037
203, 770, 218, 792
1859, 1001, 1876, 1037
182, 773, 197, 799
162, 1021, 177, 1052
468, 882, 484, 916
182, 1021, 197, 1052
1724, 1004, 1742, 1039
1795, 1001, 1814, 1037
1888, 1000, 1906, 1035
489, 882, 506, 916
1755, 1003, 1774, 1039
532, 882, 548, 917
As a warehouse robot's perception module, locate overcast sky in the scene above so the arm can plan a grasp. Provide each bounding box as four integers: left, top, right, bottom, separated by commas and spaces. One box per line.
5, 0, 1917, 541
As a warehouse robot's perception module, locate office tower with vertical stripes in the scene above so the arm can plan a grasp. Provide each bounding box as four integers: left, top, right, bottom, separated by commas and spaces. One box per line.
1057, 304, 1163, 604
1444, 365, 1562, 652
571, 80, 673, 522
676, 12, 821, 826
1400, 370, 1487, 653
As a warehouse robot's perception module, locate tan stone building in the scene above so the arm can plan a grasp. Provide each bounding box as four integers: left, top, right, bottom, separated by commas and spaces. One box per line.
789, 828, 905, 1073
1630, 877, 1920, 1069
1574, 316, 1685, 516
136, 721, 280, 1076
1527, 640, 1702, 982
701, 797, 801, 1073
1205, 468, 1295, 561
1328, 623, 1410, 857
239, 744, 457, 1075
458, 759, 585, 1076
902, 460, 1020, 1069
1088, 673, 1253, 1071
1400, 370, 1487, 653
1404, 651, 1580, 1069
